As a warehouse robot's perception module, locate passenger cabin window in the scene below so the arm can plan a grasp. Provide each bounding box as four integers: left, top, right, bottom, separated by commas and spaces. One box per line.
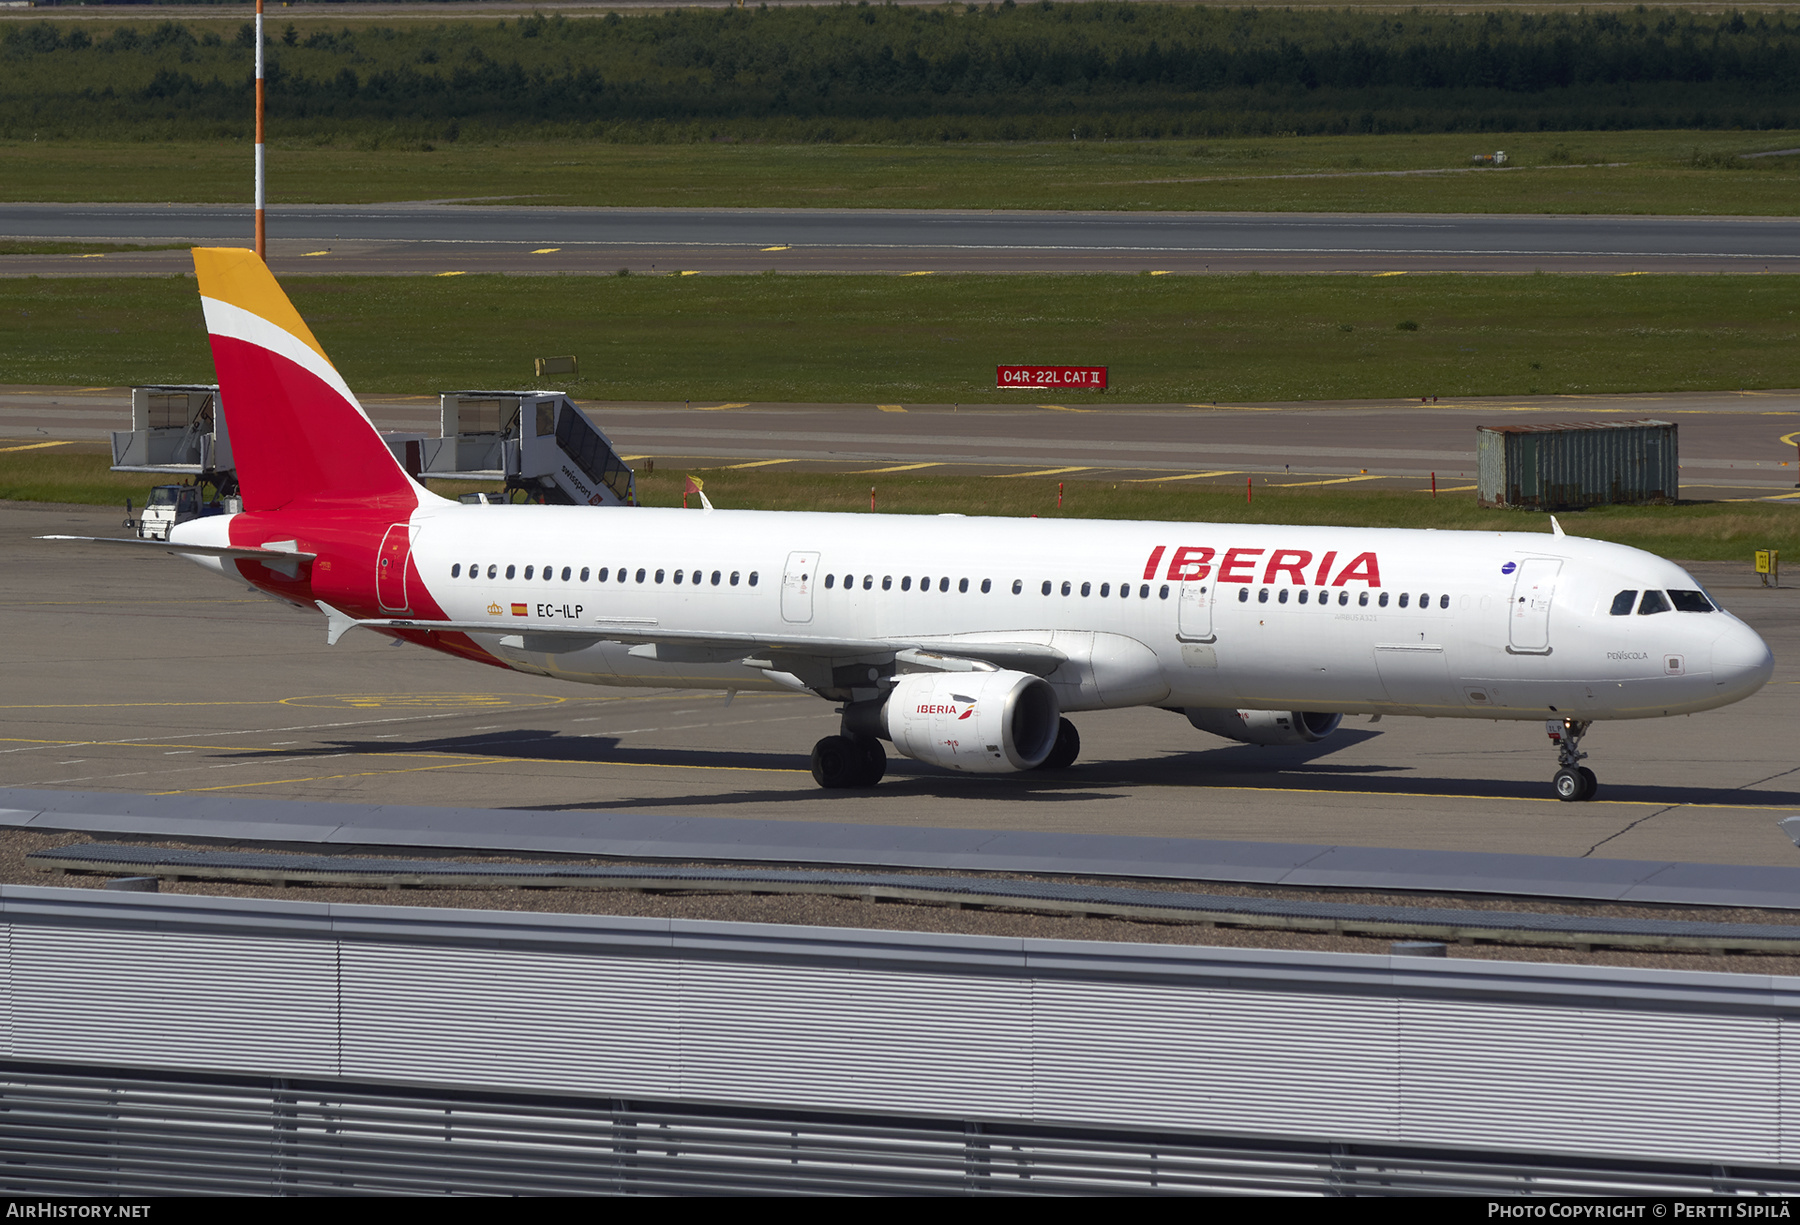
505, 565, 516, 580
1042, 581, 1052, 596
1638, 590, 1671, 615
732, 572, 741, 586
712, 571, 722, 586
959, 578, 970, 593
580, 568, 590, 582
901, 577, 912, 592
1398, 593, 1409, 608
451, 564, 461, 578
981, 579, 991, 594
749, 572, 759, 587
1012, 580, 1022, 595
1159, 585, 1170, 600
1061, 581, 1072, 596
825, 574, 835, 589
1378, 592, 1389, 607
1669, 590, 1715, 612
1439, 594, 1449, 609
523, 566, 534, 580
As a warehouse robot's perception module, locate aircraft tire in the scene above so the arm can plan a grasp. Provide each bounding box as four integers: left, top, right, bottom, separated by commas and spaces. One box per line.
853, 735, 887, 787
1036, 718, 1081, 771
811, 736, 863, 789
1578, 766, 1598, 801
1553, 767, 1584, 802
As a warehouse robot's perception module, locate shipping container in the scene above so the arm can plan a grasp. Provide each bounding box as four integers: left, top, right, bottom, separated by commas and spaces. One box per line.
1477, 419, 1678, 511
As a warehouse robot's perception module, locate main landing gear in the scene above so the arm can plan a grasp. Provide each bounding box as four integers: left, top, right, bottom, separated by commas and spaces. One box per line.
811, 734, 887, 789
1033, 717, 1081, 771
1546, 717, 1598, 802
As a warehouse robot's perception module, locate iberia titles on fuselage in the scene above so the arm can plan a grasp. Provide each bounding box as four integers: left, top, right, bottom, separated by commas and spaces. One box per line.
54, 248, 1772, 799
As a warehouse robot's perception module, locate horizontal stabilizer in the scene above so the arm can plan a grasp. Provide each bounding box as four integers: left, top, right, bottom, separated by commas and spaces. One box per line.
39, 535, 317, 564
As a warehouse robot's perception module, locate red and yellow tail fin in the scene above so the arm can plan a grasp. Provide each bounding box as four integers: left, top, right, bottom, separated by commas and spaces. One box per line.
193, 248, 419, 513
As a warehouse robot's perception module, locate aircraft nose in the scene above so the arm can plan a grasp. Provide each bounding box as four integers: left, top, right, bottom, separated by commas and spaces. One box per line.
1711, 620, 1775, 701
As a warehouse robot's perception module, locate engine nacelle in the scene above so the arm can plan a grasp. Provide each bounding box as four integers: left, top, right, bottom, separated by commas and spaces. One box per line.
1184, 707, 1343, 746
884, 670, 1061, 773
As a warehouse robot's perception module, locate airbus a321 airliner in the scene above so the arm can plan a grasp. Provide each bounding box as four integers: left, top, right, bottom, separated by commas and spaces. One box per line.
50, 249, 1774, 800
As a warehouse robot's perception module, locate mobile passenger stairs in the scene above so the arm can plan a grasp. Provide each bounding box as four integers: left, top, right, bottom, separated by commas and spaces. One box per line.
110, 386, 635, 538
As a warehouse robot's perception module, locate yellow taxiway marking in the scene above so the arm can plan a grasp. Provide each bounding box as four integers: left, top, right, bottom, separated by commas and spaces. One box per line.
1037, 404, 1096, 413
994, 466, 1093, 479
1780, 431, 1800, 447
852, 462, 940, 474
436, 270, 467, 278
721, 458, 793, 469
876, 404, 907, 413
678, 270, 699, 276
75, 253, 106, 259
1373, 270, 1407, 277
1614, 271, 1651, 276
692, 402, 750, 412
1149, 270, 1172, 275
904, 270, 935, 276
1124, 470, 1242, 483
531, 247, 561, 254
151, 758, 503, 796
299, 250, 331, 257
73, 387, 113, 392
1190, 403, 1279, 411
1275, 474, 1387, 488
1419, 483, 1479, 493
0, 440, 72, 454
761, 245, 790, 252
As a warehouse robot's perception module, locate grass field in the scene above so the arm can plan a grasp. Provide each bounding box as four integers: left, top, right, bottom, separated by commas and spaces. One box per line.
9, 451, 1792, 564
3, 273, 1796, 404
3, 132, 1799, 215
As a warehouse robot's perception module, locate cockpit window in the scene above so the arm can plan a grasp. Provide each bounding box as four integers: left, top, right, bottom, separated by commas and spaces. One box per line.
1637, 590, 1671, 616
1610, 590, 1637, 616
1668, 589, 1715, 613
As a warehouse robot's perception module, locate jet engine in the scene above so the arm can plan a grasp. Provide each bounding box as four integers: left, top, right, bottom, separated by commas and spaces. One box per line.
884, 670, 1061, 773
1183, 707, 1343, 746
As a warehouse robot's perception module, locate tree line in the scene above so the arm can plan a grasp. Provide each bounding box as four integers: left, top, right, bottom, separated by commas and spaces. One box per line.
4, 5, 1797, 141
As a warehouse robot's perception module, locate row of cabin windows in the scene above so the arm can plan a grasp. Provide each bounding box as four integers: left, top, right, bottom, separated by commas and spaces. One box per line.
819, 575, 1443, 608
1241, 587, 1448, 609
823, 575, 1175, 599
449, 563, 758, 587
1609, 589, 1715, 615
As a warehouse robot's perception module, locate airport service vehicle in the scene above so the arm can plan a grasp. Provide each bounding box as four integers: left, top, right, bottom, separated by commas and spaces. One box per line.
132, 484, 213, 542
47, 249, 1775, 799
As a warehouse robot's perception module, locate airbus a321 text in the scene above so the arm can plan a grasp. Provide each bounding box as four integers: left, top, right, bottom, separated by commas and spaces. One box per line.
46, 249, 1775, 801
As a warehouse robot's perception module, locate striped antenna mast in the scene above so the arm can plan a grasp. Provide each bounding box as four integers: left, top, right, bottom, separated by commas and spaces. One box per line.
254, 0, 265, 260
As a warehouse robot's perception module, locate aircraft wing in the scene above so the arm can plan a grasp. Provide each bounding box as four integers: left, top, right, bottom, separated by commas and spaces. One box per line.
318, 603, 1066, 675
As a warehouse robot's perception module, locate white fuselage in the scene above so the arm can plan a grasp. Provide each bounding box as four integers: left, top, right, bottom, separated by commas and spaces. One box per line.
319, 501, 1774, 723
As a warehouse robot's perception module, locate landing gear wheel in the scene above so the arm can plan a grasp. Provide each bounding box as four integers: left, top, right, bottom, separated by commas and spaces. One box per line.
811, 736, 861, 789
853, 735, 887, 786
1578, 766, 1598, 802
812, 735, 886, 788
1036, 718, 1081, 771
1553, 767, 1584, 802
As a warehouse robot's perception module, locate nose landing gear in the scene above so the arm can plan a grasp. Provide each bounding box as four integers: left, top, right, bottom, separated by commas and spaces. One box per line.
1547, 718, 1597, 802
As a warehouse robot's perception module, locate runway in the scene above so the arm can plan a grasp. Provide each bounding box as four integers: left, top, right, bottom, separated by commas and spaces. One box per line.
8, 385, 1800, 497
5, 204, 1800, 275
6, 501, 1798, 868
